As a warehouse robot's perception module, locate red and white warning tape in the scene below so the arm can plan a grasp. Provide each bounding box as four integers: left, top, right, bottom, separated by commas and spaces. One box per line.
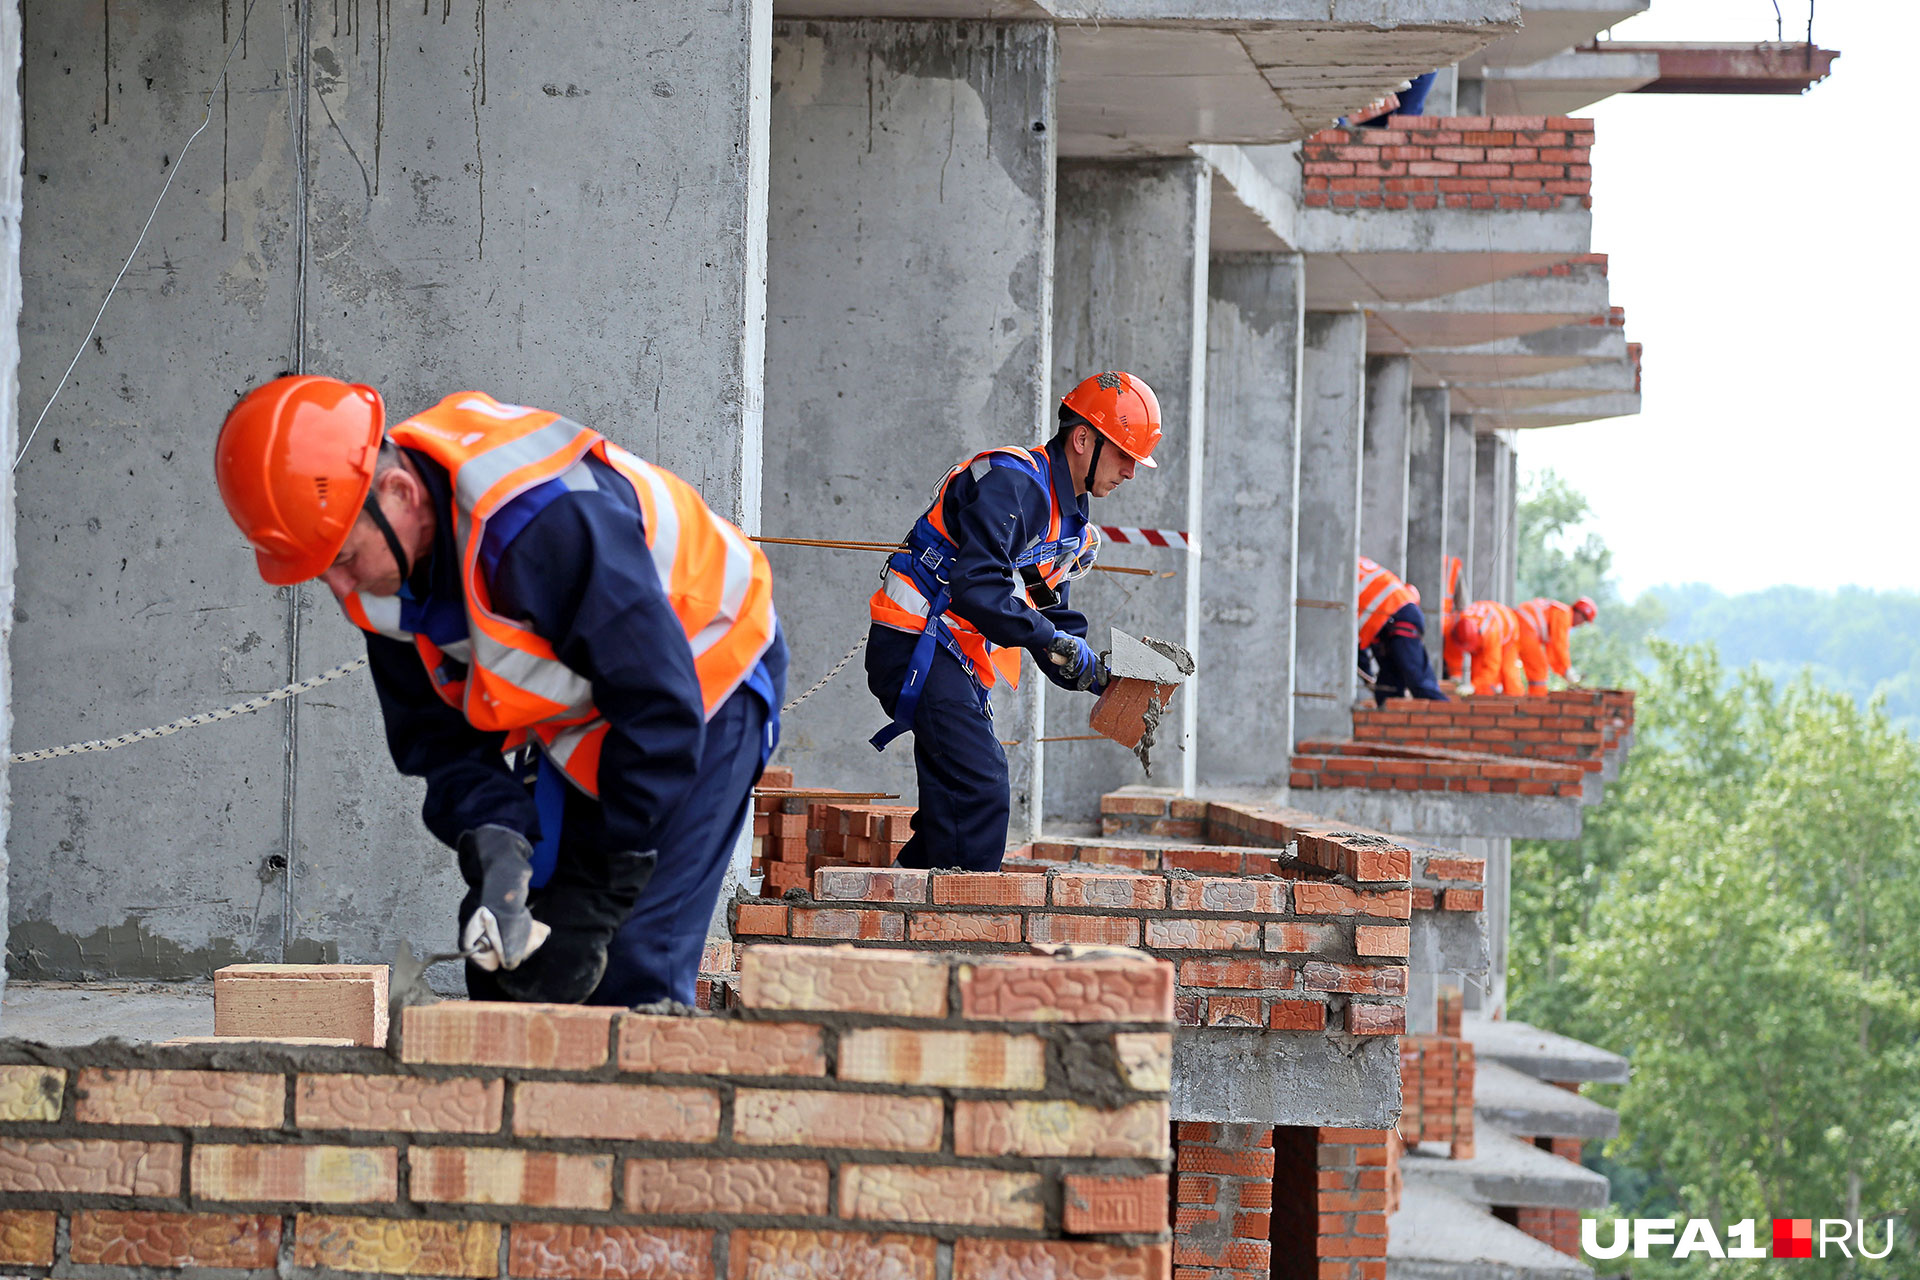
1097, 525, 1196, 552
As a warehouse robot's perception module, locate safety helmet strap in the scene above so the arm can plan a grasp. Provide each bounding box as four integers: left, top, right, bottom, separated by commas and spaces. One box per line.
361, 470, 413, 584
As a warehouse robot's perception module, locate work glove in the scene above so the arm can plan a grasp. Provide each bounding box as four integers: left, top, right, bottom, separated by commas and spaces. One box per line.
1047, 633, 1105, 693
457, 826, 552, 972
490, 848, 659, 1005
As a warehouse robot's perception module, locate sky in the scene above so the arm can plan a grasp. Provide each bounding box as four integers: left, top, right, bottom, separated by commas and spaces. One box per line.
1515, 0, 1920, 598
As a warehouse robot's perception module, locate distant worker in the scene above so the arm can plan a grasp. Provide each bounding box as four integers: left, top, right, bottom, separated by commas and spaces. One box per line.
216, 379, 786, 1007
1356, 556, 1448, 705
1445, 599, 1527, 696
868, 371, 1162, 871
1515, 596, 1598, 694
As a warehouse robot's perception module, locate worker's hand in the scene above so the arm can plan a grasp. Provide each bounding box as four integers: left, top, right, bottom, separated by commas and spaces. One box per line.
457, 825, 552, 972
1047, 633, 1101, 692
490, 848, 658, 1004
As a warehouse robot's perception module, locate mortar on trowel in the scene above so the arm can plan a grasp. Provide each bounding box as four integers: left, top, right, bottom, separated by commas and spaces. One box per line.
1089, 627, 1194, 775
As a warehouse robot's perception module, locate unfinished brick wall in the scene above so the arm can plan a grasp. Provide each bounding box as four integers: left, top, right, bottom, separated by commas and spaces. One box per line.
1174, 1123, 1273, 1280
0, 946, 1173, 1279
1270, 1128, 1397, 1280
1299, 115, 1594, 211
1411, 848, 1487, 915
1397, 1036, 1475, 1158
1511, 1138, 1585, 1257
1353, 697, 1610, 775
1289, 739, 1586, 798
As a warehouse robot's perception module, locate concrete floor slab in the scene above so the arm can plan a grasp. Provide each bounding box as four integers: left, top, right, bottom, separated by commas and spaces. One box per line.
1389, 1183, 1593, 1280
1284, 787, 1583, 841
1477, 1060, 1619, 1140
1465, 1014, 1629, 1084
1402, 1126, 1610, 1209
1, 981, 214, 1044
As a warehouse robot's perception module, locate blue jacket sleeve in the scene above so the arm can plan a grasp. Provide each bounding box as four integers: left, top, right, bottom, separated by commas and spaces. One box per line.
488, 488, 707, 857
945, 465, 1061, 653
365, 632, 534, 849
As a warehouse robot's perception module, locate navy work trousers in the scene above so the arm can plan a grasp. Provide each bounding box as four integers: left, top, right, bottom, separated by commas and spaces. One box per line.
1368, 602, 1449, 705
866, 624, 1010, 872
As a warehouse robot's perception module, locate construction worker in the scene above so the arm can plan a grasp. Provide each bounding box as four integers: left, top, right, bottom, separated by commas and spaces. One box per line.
215, 378, 786, 1007
1515, 596, 1597, 693
1445, 599, 1527, 696
1356, 556, 1448, 705
868, 371, 1161, 871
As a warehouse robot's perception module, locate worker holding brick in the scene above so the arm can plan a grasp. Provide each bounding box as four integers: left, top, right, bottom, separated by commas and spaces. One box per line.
1444, 600, 1528, 696
1515, 596, 1597, 693
1356, 556, 1448, 704
867, 371, 1162, 870
214, 378, 787, 1006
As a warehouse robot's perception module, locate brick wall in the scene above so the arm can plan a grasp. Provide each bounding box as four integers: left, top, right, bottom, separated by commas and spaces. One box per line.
1352, 697, 1610, 775
1290, 739, 1585, 798
0, 946, 1173, 1279
1411, 849, 1487, 914
1511, 1137, 1585, 1257
1397, 1036, 1475, 1158
1271, 1128, 1396, 1280
1174, 1123, 1272, 1280
1300, 115, 1593, 211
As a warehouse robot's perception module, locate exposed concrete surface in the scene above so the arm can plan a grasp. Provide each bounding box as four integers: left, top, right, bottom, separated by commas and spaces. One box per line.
1445, 414, 1478, 616
1173, 1026, 1401, 1127
1477, 1060, 1619, 1140
1464, 1014, 1630, 1084
1288, 789, 1581, 841
0, 0, 20, 1018
760, 20, 1056, 836
1472, 433, 1511, 603
1402, 1125, 1610, 1209
1413, 903, 1489, 979
1360, 356, 1412, 571
1388, 1183, 1593, 1280
1404, 385, 1451, 667
1197, 255, 1304, 786
1293, 311, 1366, 745
12, 0, 772, 978
1045, 158, 1208, 818
0, 981, 214, 1044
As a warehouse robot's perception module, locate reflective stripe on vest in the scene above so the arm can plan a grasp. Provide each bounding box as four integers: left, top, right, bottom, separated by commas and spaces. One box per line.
341, 392, 775, 796
1516, 598, 1556, 645
1355, 556, 1418, 649
1464, 600, 1518, 651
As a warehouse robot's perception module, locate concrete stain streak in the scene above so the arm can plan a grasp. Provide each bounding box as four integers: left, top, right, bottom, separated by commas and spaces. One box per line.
470, 0, 484, 258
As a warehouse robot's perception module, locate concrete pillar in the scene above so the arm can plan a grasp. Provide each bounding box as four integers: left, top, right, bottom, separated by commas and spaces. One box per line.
1359, 355, 1412, 572
1044, 159, 1209, 819
1292, 311, 1366, 745
760, 21, 1057, 838
0, 0, 21, 1015
1445, 415, 1477, 617
1198, 254, 1304, 788
1471, 432, 1513, 604
1459, 835, 1510, 1017
1404, 386, 1450, 663
1503, 433, 1520, 605
12, 1, 772, 977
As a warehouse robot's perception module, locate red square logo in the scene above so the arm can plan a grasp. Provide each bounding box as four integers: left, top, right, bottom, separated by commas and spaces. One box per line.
1773, 1218, 1813, 1258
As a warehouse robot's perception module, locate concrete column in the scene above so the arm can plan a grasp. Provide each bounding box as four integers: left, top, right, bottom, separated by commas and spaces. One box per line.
1503, 433, 1520, 605
0, 0, 22, 1016
1359, 356, 1412, 572
1459, 835, 1510, 1017
1445, 415, 1477, 617
1471, 432, 1513, 603
1404, 386, 1450, 662
12, 1, 772, 977
1044, 159, 1209, 819
1292, 311, 1366, 745
760, 21, 1057, 839
1198, 255, 1304, 788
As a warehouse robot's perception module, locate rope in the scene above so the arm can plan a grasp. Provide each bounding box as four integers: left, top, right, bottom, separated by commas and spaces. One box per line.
9, 658, 369, 763
782, 635, 866, 714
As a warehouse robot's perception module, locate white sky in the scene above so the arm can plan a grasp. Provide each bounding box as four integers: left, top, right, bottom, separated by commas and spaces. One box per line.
1515, 0, 1920, 597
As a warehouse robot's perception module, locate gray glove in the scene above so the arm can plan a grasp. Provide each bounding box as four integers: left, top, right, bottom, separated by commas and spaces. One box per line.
457, 825, 552, 971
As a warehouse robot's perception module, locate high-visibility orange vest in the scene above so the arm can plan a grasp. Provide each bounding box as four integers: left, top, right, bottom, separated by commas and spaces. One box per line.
341, 392, 776, 796
1356, 556, 1418, 648
868, 447, 1083, 693
1516, 597, 1573, 676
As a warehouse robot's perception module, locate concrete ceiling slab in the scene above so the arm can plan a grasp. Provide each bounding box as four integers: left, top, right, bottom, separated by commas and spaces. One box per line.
1366, 261, 1610, 351
774, 1, 1049, 15
1460, 0, 1649, 72
1408, 321, 1626, 383
1202, 144, 1301, 252
1296, 200, 1590, 307
1447, 351, 1637, 412
1388, 1184, 1591, 1278
1472, 390, 1640, 428
1481, 46, 1659, 115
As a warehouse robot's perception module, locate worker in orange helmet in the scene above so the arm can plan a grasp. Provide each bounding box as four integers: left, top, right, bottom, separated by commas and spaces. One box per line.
1355, 556, 1448, 704
1514, 595, 1598, 694
868, 371, 1160, 871
215, 378, 787, 1006
1445, 599, 1528, 696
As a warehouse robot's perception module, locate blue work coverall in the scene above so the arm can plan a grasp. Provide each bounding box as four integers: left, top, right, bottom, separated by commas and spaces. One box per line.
365, 448, 786, 1006
865, 437, 1093, 871
1359, 601, 1449, 705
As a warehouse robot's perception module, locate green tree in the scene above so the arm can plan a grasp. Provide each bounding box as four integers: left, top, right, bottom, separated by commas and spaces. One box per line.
1515, 468, 1663, 690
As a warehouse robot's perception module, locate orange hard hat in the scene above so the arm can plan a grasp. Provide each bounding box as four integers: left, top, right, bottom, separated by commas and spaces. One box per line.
215, 375, 386, 585
1571, 596, 1598, 624
1062, 371, 1162, 468
1450, 613, 1482, 651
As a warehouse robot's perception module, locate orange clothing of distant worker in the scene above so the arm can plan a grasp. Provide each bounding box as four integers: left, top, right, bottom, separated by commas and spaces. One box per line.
1356, 556, 1419, 649
1445, 600, 1527, 696
1515, 598, 1574, 694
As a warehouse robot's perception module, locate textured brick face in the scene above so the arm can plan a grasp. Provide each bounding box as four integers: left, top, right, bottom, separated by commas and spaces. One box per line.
623, 1158, 830, 1216
840, 1164, 1045, 1229
838, 1028, 1046, 1090
412, 1146, 615, 1211
1063, 1173, 1167, 1233
739, 947, 948, 1017
0, 1138, 181, 1195
76, 1068, 284, 1129
295, 1213, 500, 1277
68, 1210, 281, 1268
953, 1238, 1173, 1279
0, 1209, 56, 1267
617, 1015, 825, 1077
0, 1066, 65, 1122
954, 1100, 1170, 1158
509, 1223, 714, 1278
959, 956, 1174, 1023
1113, 1032, 1173, 1091
192, 1143, 395, 1203
513, 1082, 720, 1142
401, 1002, 615, 1070
727, 1229, 937, 1280
298, 1073, 504, 1133
733, 1088, 943, 1152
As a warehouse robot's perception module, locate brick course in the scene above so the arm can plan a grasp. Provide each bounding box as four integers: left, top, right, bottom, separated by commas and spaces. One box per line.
1301, 115, 1594, 211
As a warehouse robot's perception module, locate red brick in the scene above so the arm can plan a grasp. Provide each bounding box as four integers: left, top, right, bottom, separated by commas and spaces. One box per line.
1268, 1001, 1327, 1031
0, 1138, 180, 1195
1101, 793, 1171, 816
733, 902, 788, 936
298, 1074, 503, 1134
909, 910, 1022, 943
0, 1210, 55, 1267
934, 873, 1048, 906
955, 1239, 1171, 1279
959, 953, 1173, 1023
1355, 926, 1411, 957
1148, 917, 1263, 950
1052, 873, 1167, 909
728, 1230, 935, 1280
401, 1002, 614, 1070
514, 1082, 720, 1142
1303, 963, 1408, 995
1443, 889, 1485, 911
1293, 883, 1412, 920
510, 1224, 713, 1278
1207, 996, 1263, 1026
812, 867, 929, 902
1181, 958, 1294, 990
295, 1214, 499, 1277
618, 1015, 825, 1076
1423, 856, 1485, 882
1169, 878, 1287, 913
413, 1146, 613, 1211
75, 1068, 283, 1129
739, 947, 948, 1017
1347, 1003, 1407, 1035
1264, 922, 1341, 954
789, 907, 905, 941
1026, 913, 1142, 946
625, 1158, 829, 1216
